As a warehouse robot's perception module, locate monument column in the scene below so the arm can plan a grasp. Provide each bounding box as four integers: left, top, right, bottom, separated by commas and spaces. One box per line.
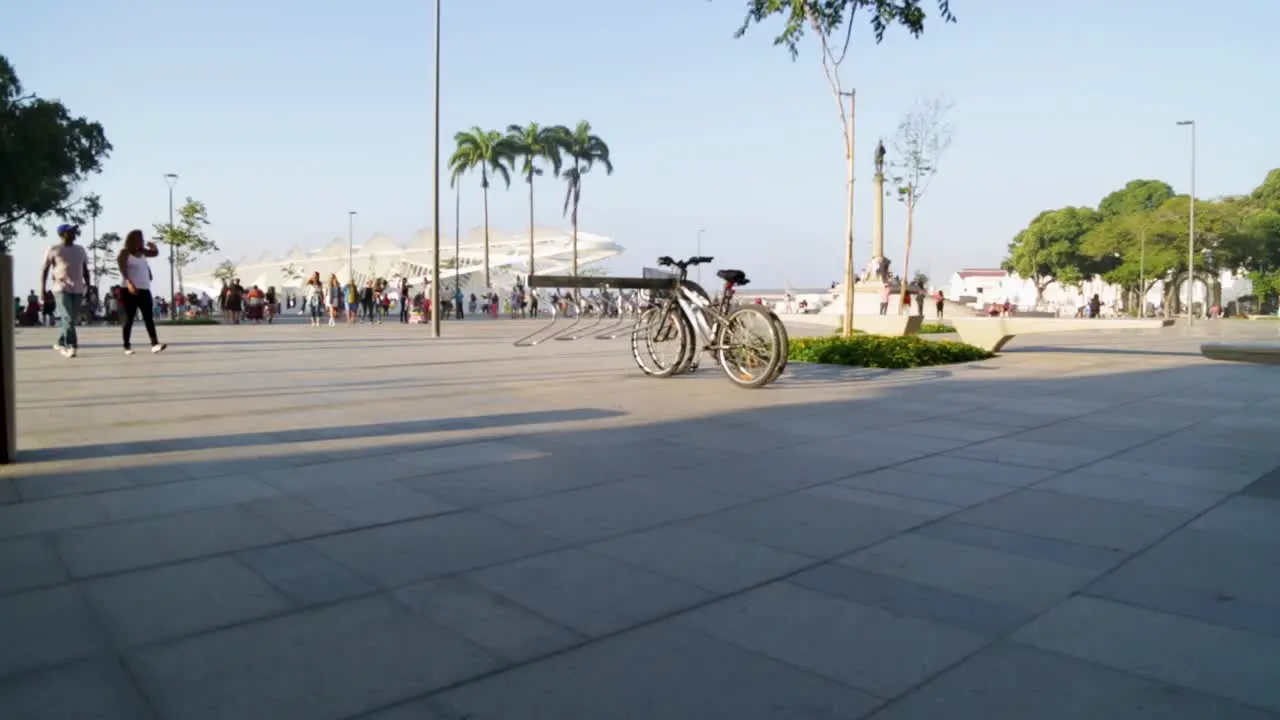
871, 171, 885, 266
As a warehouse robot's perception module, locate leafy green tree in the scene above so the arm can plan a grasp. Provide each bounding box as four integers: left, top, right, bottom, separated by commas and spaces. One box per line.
506, 123, 564, 278
732, 0, 956, 336
554, 121, 613, 281
1001, 207, 1100, 303
889, 96, 952, 309
448, 128, 513, 288
212, 260, 236, 285
0, 55, 112, 252
89, 231, 122, 283
1097, 179, 1174, 218
1250, 168, 1280, 211
153, 197, 217, 294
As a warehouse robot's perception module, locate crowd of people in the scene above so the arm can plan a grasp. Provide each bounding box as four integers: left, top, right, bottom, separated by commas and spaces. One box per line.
27, 223, 633, 359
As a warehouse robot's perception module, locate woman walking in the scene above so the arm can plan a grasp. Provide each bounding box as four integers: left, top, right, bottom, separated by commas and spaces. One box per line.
326, 274, 342, 326
117, 230, 167, 355
306, 272, 325, 327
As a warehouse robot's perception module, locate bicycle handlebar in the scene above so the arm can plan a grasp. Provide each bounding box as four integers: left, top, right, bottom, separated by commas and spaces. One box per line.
656, 255, 715, 270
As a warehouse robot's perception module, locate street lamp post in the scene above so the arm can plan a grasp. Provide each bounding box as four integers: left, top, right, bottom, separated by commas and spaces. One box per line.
164, 173, 178, 319
696, 228, 706, 284
347, 211, 357, 283
1177, 119, 1196, 325
455, 183, 461, 301
429, 0, 442, 338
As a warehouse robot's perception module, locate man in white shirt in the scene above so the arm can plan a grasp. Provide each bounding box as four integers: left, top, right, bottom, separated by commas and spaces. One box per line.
40, 224, 90, 358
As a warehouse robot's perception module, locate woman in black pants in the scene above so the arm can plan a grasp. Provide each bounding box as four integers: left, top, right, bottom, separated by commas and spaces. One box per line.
117, 230, 167, 355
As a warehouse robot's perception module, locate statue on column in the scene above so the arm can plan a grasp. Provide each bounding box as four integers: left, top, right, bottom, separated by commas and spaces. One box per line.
874, 140, 886, 177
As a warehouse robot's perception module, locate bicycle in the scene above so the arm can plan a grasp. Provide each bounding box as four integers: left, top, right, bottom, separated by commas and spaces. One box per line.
630, 255, 788, 388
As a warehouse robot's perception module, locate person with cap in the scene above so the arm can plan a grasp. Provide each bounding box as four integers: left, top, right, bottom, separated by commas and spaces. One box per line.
40, 223, 91, 358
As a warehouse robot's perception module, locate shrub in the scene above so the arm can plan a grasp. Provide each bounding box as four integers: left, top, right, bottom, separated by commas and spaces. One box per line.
788, 334, 993, 369
917, 322, 953, 334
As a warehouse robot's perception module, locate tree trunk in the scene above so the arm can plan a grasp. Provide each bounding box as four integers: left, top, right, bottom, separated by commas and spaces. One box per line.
90, 216, 98, 286
841, 90, 856, 338
571, 198, 580, 302
482, 184, 491, 290
527, 176, 535, 280
898, 189, 915, 313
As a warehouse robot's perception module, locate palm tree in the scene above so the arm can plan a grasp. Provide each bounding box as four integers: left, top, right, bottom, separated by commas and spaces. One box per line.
554, 122, 613, 280
505, 123, 564, 278
447, 128, 512, 289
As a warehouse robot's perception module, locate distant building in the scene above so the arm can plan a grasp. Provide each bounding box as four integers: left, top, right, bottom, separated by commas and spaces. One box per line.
184, 226, 623, 295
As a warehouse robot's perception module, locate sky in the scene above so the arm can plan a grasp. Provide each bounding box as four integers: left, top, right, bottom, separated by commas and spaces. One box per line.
4, 0, 1277, 296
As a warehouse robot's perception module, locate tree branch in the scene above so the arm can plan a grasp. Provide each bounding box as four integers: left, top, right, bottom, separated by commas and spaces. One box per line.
810, 12, 851, 159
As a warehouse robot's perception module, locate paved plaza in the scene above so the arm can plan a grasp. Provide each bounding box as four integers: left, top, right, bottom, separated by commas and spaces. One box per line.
2, 317, 1280, 719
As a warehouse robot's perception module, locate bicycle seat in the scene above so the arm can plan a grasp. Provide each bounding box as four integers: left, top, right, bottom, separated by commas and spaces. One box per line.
716, 269, 749, 286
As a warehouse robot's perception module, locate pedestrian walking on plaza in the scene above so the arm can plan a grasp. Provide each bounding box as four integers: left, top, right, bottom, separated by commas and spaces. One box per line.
305, 272, 325, 327
41, 223, 90, 358
117, 230, 167, 355
224, 278, 245, 325
344, 278, 360, 326
398, 277, 411, 323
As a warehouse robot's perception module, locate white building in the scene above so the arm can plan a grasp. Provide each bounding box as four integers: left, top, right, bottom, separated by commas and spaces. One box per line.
184, 226, 623, 296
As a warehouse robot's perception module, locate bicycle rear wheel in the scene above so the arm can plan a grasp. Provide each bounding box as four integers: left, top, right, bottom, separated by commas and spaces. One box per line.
631, 306, 691, 377
715, 304, 785, 388
764, 309, 790, 384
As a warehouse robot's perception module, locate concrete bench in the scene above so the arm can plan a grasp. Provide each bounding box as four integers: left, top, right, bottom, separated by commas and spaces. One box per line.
780, 313, 923, 337
949, 318, 1175, 352
1200, 343, 1280, 365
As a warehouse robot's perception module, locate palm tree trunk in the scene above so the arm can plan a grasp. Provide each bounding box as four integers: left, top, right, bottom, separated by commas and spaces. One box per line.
571, 202, 579, 279
482, 185, 491, 289
527, 175, 535, 279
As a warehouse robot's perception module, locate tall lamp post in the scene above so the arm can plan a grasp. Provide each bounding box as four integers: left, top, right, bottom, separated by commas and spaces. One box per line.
455, 183, 461, 299
696, 228, 706, 284
429, 0, 442, 338
163, 173, 179, 319
347, 210, 357, 283
1176, 119, 1196, 325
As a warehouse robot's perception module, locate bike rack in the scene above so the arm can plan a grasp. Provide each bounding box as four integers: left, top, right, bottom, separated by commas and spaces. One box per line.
512, 310, 562, 347
593, 301, 632, 339
515, 276, 677, 347
552, 295, 592, 341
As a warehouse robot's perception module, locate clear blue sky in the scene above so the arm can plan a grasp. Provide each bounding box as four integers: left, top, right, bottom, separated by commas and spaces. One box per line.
4, 0, 1276, 295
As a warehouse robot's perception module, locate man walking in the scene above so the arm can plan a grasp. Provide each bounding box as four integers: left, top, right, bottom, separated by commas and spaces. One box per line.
41, 224, 91, 358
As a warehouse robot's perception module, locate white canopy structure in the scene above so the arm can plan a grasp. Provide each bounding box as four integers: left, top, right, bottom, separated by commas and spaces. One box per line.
184, 227, 624, 295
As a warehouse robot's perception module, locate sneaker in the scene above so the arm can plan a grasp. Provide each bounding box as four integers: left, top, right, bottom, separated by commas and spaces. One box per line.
60, 347, 76, 359
52, 344, 65, 354
151, 344, 167, 354
124, 349, 135, 355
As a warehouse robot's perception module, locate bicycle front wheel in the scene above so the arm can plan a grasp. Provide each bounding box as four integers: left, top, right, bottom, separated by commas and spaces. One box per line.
631, 306, 690, 377
715, 304, 785, 388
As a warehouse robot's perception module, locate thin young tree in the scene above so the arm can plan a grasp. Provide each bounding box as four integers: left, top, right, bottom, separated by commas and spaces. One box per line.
89, 231, 122, 283
554, 121, 613, 282
447, 128, 513, 288
83, 194, 102, 282
889, 96, 953, 312
153, 197, 217, 294
732, 0, 956, 336
505, 123, 563, 279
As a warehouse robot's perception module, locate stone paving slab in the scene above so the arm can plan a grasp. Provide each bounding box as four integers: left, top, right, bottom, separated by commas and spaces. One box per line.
1, 320, 1280, 718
